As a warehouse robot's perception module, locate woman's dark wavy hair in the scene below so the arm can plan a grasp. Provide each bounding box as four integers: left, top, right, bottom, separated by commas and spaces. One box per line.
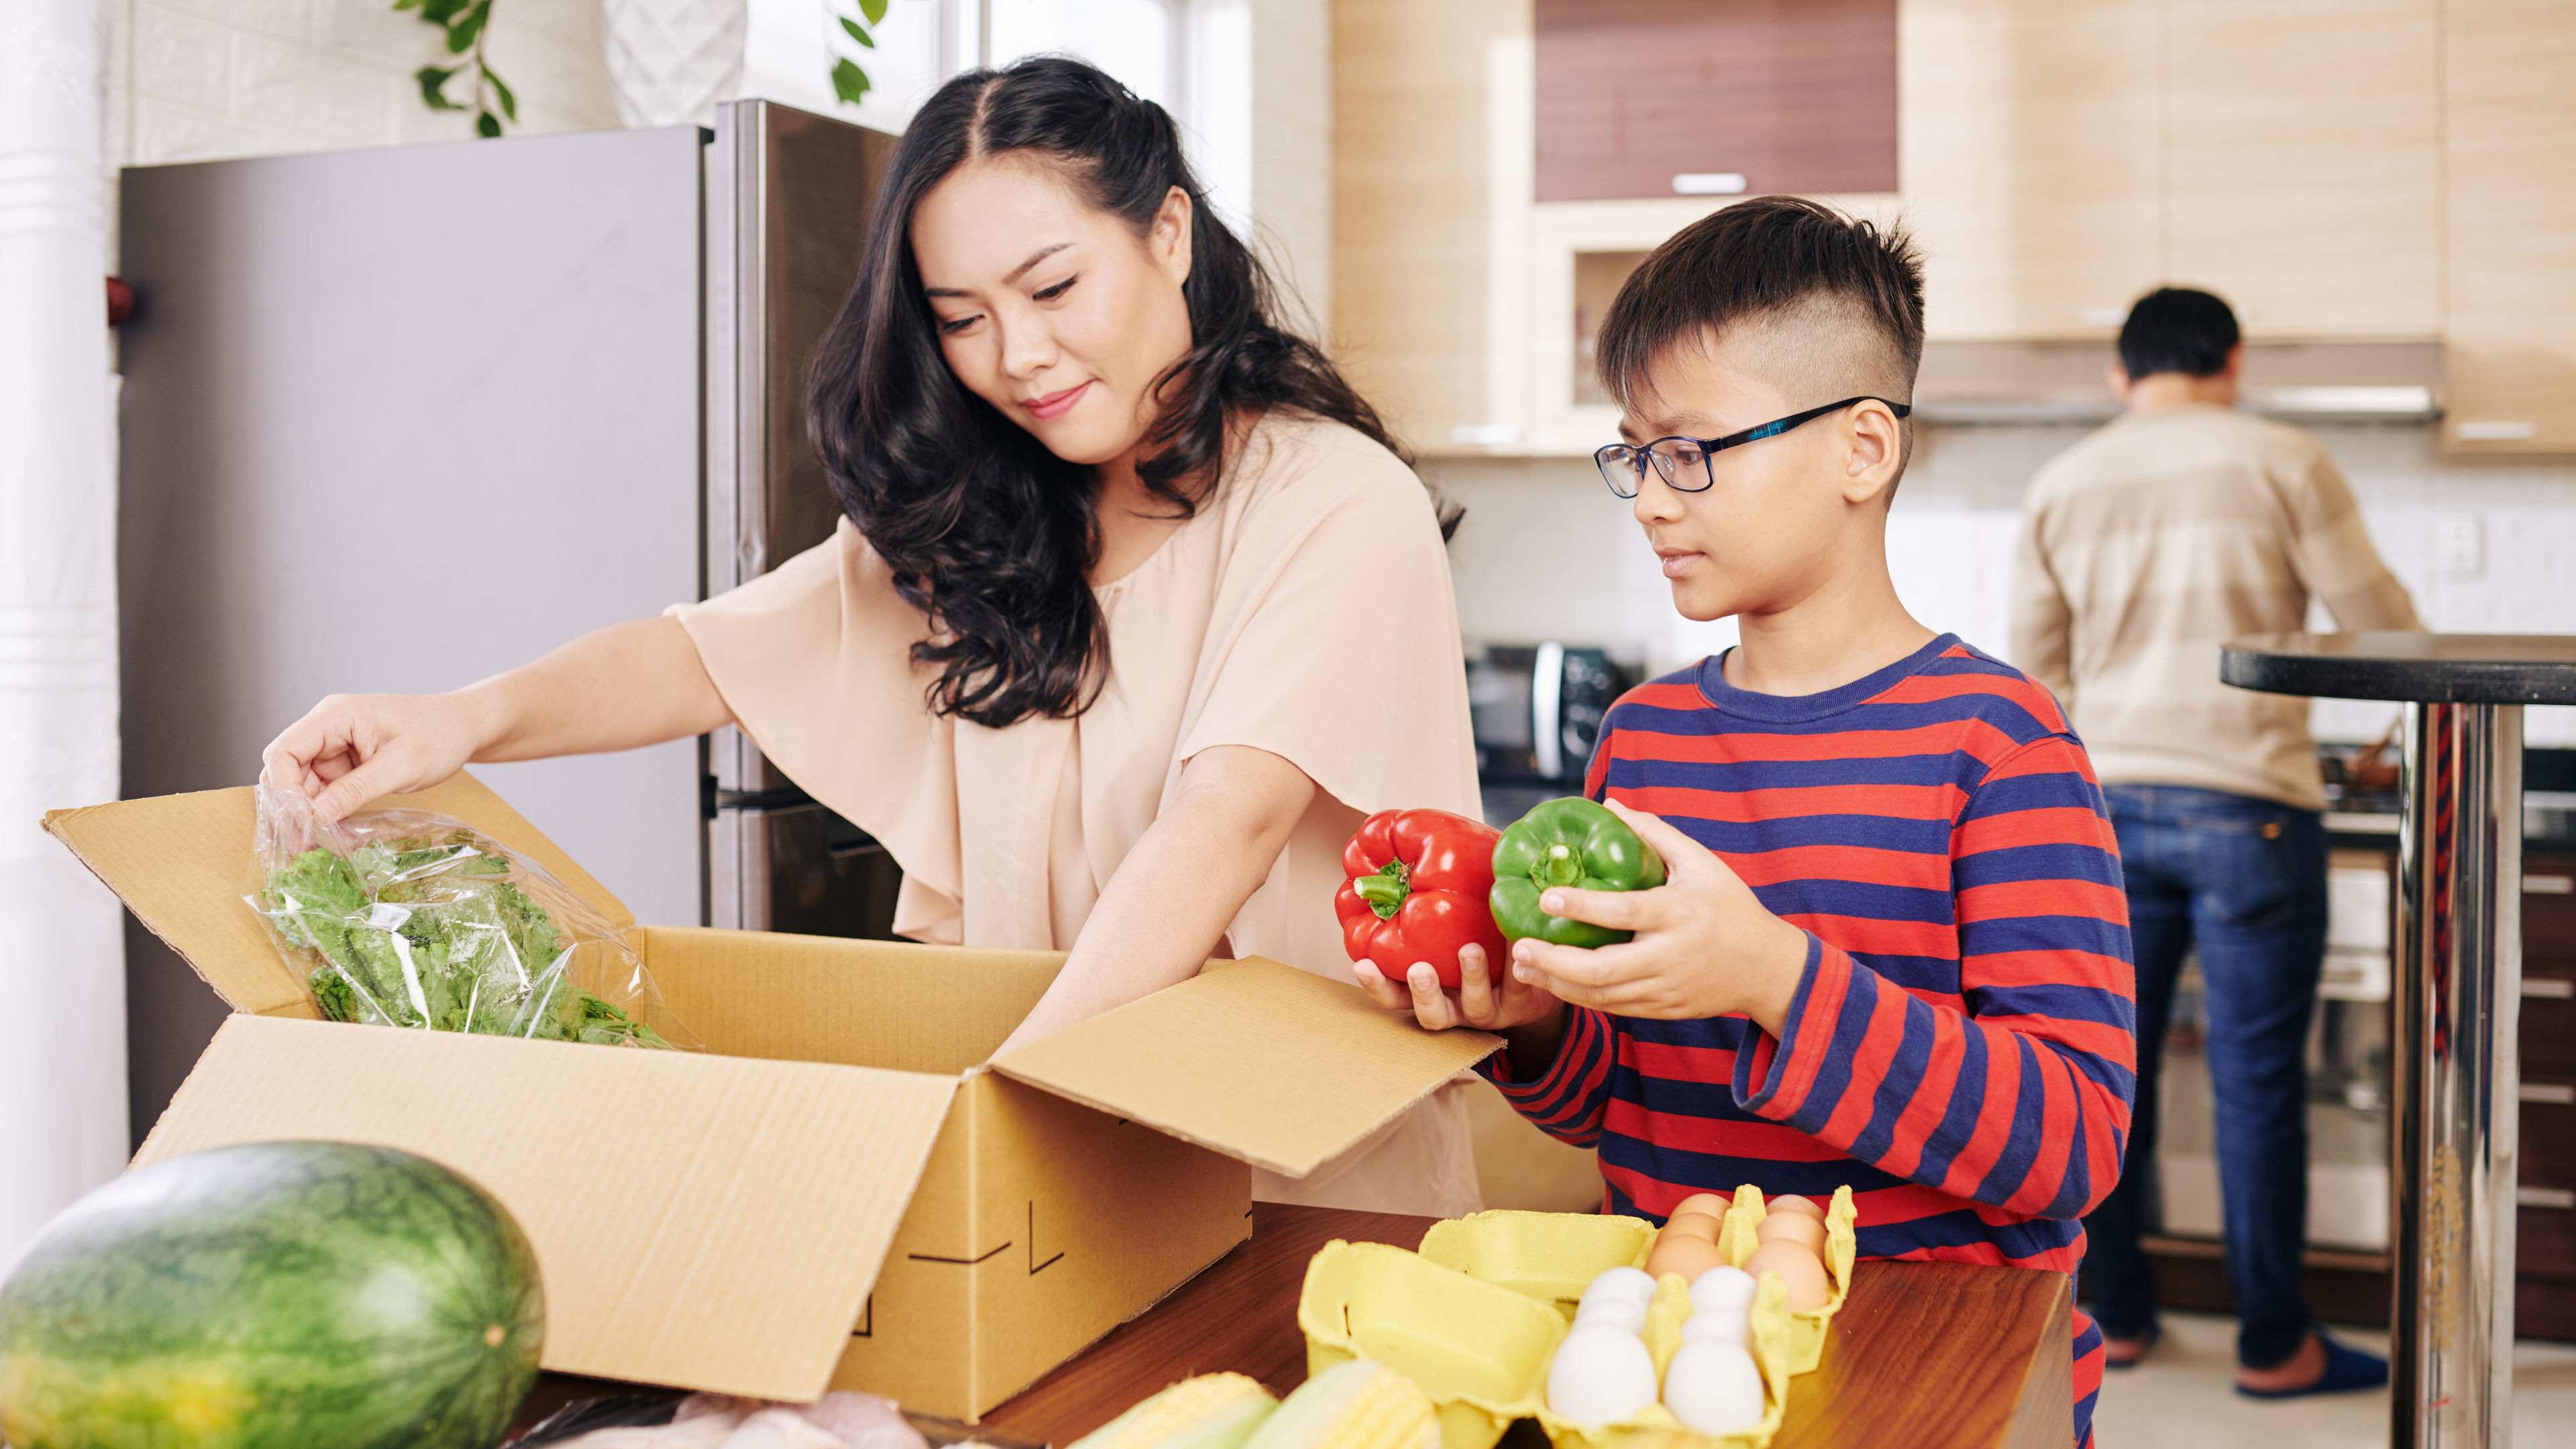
808, 54, 1447, 729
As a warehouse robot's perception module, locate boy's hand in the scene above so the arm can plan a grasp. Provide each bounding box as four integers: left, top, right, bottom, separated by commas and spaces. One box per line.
1356, 943, 1562, 1035
1507, 800, 1811, 1036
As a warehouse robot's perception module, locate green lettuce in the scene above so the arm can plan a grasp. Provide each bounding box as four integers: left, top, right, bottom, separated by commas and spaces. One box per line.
259, 829, 669, 1049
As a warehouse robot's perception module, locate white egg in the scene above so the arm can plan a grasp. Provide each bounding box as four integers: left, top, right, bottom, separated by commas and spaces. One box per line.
1680, 1306, 1748, 1344
1578, 1296, 1647, 1335
1576, 1266, 1658, 1321
1545, 1323, 1660, 1428
1688, 1265, 1756, 1313
1662, 1338, 1766, 1436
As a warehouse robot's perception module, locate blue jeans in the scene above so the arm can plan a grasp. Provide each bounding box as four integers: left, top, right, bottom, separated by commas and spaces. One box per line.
2082, 784, 2328, 1369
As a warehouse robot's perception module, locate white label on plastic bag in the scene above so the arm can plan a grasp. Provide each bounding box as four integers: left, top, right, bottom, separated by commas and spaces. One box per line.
366, 903, 433, 1022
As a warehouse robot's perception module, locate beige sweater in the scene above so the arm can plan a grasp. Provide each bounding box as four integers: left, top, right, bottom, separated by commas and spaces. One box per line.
2010, 405, 2422, 810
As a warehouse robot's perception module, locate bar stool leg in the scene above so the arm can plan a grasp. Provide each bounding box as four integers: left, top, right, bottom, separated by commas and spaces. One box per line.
2393, 701, 2524, 1448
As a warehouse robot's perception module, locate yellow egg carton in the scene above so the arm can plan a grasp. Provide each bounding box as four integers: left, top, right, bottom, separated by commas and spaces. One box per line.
1295, 1186, 1858, 1449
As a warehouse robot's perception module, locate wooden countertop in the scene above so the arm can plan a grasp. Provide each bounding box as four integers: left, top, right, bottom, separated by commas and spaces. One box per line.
517, 1203, 2072, 1449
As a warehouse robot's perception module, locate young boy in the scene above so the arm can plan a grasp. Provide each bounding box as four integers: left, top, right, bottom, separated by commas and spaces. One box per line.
1356, 197, 2135, 1446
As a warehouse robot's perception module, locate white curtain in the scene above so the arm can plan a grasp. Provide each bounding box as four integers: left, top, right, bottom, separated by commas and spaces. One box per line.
0, 0, 128, 1273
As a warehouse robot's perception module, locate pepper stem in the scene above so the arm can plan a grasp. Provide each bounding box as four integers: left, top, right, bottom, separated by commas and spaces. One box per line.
1355, 860, 1411, 919
1536, 841, 1585, 889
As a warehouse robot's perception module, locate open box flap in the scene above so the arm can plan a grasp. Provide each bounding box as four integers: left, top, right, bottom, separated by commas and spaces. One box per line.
137, 1015, 959, 1403
42, 771, 633, 1017
990, 957, 1500, 1179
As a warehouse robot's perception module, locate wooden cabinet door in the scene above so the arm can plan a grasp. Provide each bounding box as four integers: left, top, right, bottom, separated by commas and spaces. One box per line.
2443, 0, 2576, 453
1332, 0, 1512, 453
1535, 0, 1897, 203
2163, 0, 2442, 337
1900, 0, 2163, 339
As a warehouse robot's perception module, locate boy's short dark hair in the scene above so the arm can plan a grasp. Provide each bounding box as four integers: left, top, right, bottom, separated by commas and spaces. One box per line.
1595, 196, 1926, 420
2118, 287, 2239, 380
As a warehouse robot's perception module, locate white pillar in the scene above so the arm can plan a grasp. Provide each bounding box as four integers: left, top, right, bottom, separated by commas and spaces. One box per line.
0, 0, 128, 1273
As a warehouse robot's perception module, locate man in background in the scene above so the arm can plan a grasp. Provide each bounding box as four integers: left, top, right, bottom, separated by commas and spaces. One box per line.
2012, 287, 2417, 1397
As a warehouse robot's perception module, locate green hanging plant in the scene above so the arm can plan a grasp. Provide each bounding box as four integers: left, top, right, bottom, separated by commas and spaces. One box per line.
828, 0, 890, 107
397, 0, 517, 138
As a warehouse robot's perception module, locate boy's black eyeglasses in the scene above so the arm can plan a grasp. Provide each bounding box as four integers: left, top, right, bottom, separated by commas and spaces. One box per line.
1594, 396, 1913, 498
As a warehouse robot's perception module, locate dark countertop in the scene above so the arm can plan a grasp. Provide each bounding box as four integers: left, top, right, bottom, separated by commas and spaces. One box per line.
2222, 632, 2576, 704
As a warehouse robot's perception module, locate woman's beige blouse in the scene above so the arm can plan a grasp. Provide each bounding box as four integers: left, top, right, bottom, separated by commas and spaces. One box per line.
667, 415, 1485, 1214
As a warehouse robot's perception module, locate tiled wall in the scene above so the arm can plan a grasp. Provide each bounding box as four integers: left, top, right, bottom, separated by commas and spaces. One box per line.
1426, 423, 2576, 747
101, 0, 620, 180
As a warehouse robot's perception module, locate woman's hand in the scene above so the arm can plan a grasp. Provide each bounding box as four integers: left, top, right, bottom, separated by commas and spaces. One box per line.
262, 692, 496, 824
1355, 944, 1568, 1083
1354, 944, 1560, 1034
260, 616, 733, 824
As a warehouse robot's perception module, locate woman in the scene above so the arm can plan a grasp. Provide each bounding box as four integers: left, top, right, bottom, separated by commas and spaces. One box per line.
260, 57, 1487, 1214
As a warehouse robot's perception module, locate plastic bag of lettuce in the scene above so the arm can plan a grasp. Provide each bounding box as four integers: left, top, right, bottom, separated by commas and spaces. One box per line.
245, 785, 700, 1049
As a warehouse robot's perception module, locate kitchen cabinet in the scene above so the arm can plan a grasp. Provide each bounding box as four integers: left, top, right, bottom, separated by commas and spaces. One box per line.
1534, 0, 1897, 203
1334, 0, 2575, 457
2441, 0, 2576, 454
2131, 845, 2576, 1341
1330, 0, 1509, 453
2163, 0, 2443, 337
1898, 0, 2163, 340
1335, 0, 1904, 457
2524, 853, 2576, 1340
1902, 0, 2440, 341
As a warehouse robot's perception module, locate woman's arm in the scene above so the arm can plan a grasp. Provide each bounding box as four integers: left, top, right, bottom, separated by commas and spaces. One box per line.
262, 616, 734, 822
993, 742, 1318, 1056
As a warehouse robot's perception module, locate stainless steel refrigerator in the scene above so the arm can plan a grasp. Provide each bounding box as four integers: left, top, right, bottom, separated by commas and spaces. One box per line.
117, 101, 903, 1144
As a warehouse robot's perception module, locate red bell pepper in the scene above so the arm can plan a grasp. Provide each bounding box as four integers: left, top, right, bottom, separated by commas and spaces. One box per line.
1335, 808, 1507, 989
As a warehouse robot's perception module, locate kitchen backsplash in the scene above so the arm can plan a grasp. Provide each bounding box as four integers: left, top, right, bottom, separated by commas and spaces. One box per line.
1428, 423, 2576, 748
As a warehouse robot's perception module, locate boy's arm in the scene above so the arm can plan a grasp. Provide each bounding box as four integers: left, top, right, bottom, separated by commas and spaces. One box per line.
1731, 735, 2136, 1221
1473, 1004, 1617, 1148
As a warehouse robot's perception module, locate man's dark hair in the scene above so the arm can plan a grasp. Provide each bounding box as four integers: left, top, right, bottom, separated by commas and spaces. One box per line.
1595, 196, 1925, 418
2118, 287, 2240, 380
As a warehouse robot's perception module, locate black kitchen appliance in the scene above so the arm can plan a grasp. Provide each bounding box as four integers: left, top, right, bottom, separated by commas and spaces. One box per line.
1468, 643, 1632, 827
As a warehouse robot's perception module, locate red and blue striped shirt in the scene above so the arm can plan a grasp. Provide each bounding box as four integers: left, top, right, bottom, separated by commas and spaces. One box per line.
1480, 635, 2134, 1445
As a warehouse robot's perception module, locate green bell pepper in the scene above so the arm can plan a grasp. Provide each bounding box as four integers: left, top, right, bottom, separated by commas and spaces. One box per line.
1489, 796, 1669, 948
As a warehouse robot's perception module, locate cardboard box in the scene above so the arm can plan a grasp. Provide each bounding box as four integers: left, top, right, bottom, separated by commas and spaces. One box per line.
44, 773, 1496, 1419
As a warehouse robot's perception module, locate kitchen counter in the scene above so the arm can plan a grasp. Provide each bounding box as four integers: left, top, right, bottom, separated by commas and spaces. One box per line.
513, 1203, 2074, 1449
2220, 631, 2576, 705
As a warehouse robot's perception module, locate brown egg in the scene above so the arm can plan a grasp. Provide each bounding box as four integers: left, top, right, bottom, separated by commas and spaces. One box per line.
1753, 1211, 1826, 1255
1646, 1230, 1728, 1283
1662, 1210, 1722, 1243
1671, 1192, 1733, 1221
1742, 1240, 1832, 1311
1764, 1194, 1826, 1222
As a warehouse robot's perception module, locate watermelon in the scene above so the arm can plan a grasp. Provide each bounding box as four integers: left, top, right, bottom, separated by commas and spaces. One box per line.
0, 1141, 544, 1449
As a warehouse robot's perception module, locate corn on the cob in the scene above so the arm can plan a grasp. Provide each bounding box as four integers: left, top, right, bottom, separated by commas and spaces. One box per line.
1240, 1360, 1440, 1449
1071, 1373, 1280, 1449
